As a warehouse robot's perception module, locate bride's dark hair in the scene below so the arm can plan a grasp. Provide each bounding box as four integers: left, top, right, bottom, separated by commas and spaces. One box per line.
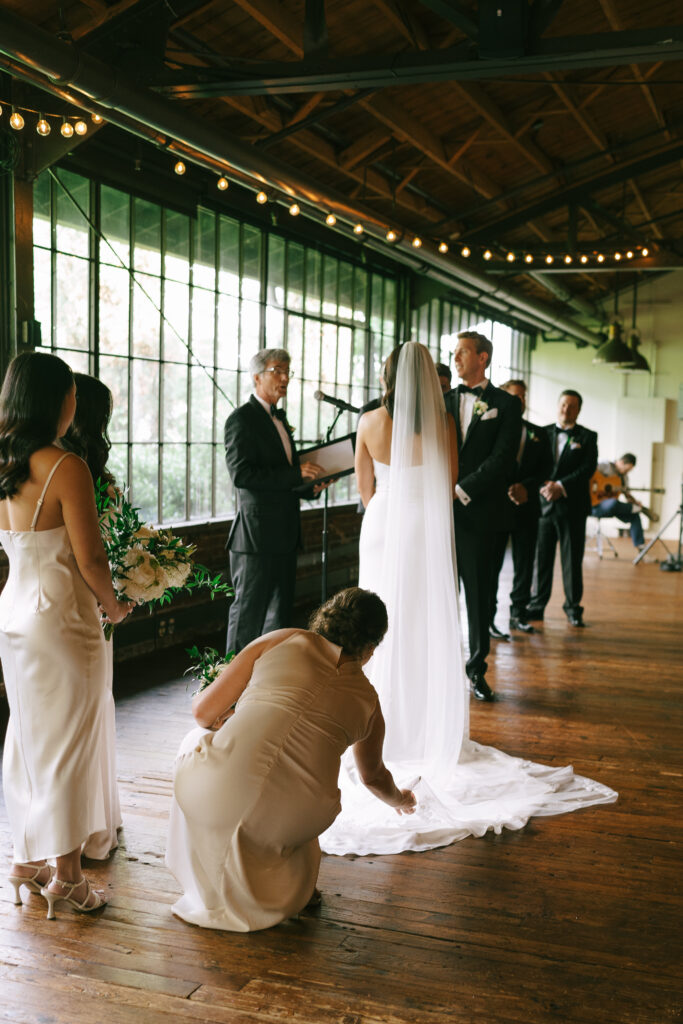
61, 373, 115, 486
0, 352, 74, 499
309, 587, 388, 657
382, 343, 425, 433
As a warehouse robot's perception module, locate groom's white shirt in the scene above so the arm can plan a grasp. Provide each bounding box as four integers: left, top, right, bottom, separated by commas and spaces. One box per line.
455, 377, 489, 506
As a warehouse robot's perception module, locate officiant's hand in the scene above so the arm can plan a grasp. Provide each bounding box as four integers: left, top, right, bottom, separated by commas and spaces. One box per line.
394, 788, 417, 815
300, 461, 325, 482
312, 475, 339, 497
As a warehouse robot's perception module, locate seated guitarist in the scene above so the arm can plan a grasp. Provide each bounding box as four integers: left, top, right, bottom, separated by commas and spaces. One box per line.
591, 453, 648, 550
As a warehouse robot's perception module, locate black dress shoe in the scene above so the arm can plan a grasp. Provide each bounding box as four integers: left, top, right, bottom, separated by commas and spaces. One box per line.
567, 614, 585, 627
510, 617, 536, 634
489, 623, 510, 641
470, 675, 495, 701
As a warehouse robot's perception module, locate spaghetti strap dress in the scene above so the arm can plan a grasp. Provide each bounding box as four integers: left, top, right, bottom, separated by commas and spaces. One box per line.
0, 454, 110, 862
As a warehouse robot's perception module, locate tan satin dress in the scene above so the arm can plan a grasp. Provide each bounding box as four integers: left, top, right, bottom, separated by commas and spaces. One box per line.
165, 631, 378, 932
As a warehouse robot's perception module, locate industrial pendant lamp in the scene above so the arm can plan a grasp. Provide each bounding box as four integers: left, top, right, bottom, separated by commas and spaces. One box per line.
593, 277, 635, 367
613, 280, 651, 374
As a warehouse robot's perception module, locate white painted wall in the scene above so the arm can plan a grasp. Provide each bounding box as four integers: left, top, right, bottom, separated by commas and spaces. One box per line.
527, 271, 683, 542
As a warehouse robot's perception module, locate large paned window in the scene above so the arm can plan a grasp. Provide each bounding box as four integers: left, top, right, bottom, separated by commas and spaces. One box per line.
33, 170, 398, 522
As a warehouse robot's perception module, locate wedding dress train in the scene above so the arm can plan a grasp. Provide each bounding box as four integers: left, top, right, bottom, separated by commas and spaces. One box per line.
320, 344, 617, 856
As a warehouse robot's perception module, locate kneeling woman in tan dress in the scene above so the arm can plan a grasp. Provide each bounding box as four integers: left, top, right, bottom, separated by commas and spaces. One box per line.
166, 588, 416, 932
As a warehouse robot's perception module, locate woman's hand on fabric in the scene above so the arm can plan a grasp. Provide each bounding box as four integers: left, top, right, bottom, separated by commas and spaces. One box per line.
394, 788, 417, 815
100, 597, 134, 625
209, 708, 235, 731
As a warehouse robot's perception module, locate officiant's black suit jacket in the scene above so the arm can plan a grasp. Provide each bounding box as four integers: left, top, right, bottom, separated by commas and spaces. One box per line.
540, 423, 598, 521
224, 396, 304, 555
444, 383, 522, 533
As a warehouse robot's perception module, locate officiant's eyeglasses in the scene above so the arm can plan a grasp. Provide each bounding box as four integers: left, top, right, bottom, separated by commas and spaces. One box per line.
263, 366, 295, 380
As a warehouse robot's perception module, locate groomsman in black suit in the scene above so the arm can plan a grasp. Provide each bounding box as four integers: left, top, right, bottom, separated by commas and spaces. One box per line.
224, 348, 323, 653
444, 332, 522, 701
526, 389, 598, 627
488, 380, 553, 638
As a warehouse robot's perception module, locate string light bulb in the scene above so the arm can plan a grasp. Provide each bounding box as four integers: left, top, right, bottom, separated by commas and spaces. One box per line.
36, 115, 51, 136
353, 223, 364, 235
74, 120, 88, 136
386, 229, 397, 242
325, 213, 336, 226
580, 254, 588, 264
641, 247, 649, 257
461, 246, 471, 258
626, 250, 634, 259
438, 242, 449, 254
9, 108, 24, 130
597, 253, 605, 263
289, 202, 300, 216
412, 236, 422, 248
524, 254, 533, 263
60, 118, 74, 138
545, 254, 554, 264
614, 251, 622, 261
256, 191, 268, 204
483, 249, 492, 260
174, 160, 186, 175
506, 252, 515, 262
91, 113, 104, 125
216, 176, 229, 191
564, 254, 572, 264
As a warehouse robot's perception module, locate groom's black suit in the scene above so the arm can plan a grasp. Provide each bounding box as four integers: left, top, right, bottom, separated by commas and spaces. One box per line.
444, 383, 521, 681
224, 396, 305, 654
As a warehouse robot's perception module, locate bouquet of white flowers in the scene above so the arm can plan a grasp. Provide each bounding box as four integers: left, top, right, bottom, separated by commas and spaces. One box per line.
96, 481, 232, 637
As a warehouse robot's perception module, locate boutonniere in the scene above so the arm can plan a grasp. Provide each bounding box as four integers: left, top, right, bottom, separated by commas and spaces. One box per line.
472, 398, 489, 418
527, 428, 537, 441
569, 441, 582, 450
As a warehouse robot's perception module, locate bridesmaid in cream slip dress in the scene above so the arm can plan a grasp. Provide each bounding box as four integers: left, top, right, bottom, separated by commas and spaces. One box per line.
0, 353, 132, 918
166, 588, 416, 932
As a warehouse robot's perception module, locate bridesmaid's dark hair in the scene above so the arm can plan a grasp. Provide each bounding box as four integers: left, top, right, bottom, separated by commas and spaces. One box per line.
0, 352, 74, 499
309, 587, 388, 658
61, 373, 115, 486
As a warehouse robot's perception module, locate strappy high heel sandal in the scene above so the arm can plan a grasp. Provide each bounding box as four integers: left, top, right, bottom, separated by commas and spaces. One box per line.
41, 876, 107, 921
9, 862, 53, 905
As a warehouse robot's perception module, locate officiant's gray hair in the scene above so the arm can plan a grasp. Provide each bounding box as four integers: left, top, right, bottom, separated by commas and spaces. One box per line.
250, 349, 290, 376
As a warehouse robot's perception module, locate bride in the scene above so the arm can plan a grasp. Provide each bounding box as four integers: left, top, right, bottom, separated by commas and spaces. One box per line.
320, 342, 617, 856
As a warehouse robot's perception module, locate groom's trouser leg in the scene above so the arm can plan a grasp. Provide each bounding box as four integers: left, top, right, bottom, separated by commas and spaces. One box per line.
227, 550, 297, 654
559, 514, 587, 617
528, 515, 557, 614
455, 524, 492, 679
489, 530, 508, 626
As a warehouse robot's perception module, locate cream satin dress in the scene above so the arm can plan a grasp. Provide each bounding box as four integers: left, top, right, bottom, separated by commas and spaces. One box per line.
0, 454, 111, 862
166, 632, 378, 932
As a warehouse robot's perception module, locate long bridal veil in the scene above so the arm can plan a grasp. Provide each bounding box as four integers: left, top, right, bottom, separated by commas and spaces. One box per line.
320, 342, 616, 857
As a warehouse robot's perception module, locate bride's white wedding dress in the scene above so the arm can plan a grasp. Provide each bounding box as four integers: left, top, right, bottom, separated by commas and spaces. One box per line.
320, 343, 617, 856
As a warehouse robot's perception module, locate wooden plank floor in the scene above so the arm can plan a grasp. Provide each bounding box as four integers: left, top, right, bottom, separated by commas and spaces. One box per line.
1, 539, 681, 1024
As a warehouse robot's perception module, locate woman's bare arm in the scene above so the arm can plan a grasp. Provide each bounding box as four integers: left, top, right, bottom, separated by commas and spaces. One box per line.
57, 456, 132, 624
192, 628, 299, 728
447, 412, 459, 488
355, 415, 376, 508
352, 704, 416, 814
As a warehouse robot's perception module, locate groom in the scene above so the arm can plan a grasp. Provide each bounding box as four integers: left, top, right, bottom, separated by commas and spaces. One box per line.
444, 332, 522, 701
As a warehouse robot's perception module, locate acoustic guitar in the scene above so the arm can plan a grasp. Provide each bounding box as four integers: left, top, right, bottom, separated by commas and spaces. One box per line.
590, 469, 663, 521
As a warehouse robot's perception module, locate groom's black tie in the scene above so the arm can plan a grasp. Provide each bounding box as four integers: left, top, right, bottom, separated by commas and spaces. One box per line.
458, 384, 484, 397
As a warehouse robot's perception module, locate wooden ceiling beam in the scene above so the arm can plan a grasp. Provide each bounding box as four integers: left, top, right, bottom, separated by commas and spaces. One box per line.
451, 81, 554, 176
232, 0, 503, 203
372, 0, 430, 50
339, 128, 393, 171
598, 0, 669, 135
284, 92, 326, 128
629, 180, 664, 240
72, 0, 148, 41
544, 72, 610, 154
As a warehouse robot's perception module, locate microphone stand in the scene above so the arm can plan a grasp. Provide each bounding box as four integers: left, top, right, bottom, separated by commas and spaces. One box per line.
320, 406, 345, 603
634, 479, 682, 570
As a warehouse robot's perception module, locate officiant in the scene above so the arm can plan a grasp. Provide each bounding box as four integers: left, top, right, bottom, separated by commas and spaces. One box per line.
224, 349, 324, 654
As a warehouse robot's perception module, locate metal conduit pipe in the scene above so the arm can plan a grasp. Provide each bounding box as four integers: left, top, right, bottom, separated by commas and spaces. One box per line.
0, 8, 600, 346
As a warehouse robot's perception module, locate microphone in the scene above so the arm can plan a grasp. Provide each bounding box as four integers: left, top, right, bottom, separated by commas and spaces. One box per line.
313, 390, 360, 414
